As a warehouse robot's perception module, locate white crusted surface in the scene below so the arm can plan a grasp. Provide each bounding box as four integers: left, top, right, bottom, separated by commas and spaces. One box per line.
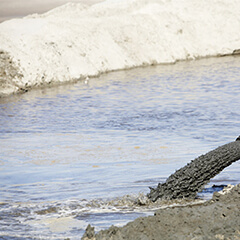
0, 0, 240, 95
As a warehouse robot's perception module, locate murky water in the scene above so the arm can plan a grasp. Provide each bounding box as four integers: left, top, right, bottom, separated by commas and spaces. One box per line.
0, 56, 240, 239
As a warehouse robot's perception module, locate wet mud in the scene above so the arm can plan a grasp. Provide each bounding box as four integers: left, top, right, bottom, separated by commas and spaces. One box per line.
82, 184, 240, 240
148, 139, 240, 201
82, 138, 240, 240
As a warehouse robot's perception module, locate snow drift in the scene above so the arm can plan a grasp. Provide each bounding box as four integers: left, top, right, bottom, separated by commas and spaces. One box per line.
0, 0, 240, 96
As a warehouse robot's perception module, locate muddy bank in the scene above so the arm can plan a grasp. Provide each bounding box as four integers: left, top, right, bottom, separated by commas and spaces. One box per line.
82, 184, 240, 240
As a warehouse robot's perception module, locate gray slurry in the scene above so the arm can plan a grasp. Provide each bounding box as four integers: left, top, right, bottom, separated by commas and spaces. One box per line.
82, 138, 240, 240
148, 139, 240, 201
82, 184, 240, 240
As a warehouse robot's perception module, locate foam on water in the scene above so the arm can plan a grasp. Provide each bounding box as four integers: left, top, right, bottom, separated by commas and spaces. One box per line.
0, 193, 206, 239
0, 56, 240, 239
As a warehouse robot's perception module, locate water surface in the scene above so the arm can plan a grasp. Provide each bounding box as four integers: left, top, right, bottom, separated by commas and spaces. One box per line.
0, 56, 240, 239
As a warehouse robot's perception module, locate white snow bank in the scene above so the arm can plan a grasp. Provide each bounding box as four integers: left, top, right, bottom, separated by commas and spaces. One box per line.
0, 0, 240, 96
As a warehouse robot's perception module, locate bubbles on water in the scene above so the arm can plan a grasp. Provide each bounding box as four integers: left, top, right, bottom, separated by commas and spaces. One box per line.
0, 193, 205, 239
1, 56, 240, 239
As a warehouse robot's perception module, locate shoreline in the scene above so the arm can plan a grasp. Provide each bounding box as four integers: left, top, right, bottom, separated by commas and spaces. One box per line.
1, 0, 240, 98
1, 49, 240, 99
82, 184, 240, 240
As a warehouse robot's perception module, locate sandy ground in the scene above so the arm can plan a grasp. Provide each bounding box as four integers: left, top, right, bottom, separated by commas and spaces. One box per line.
82, 184, 240, 240
0, 0, 104, 22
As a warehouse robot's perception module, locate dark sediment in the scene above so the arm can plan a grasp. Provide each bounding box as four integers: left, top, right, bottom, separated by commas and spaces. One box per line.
148, 140, 240, 201
82, 184, 240, 240
82, 138, 240, 239
232, 49, 240, 55
0, 50, 24, 97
